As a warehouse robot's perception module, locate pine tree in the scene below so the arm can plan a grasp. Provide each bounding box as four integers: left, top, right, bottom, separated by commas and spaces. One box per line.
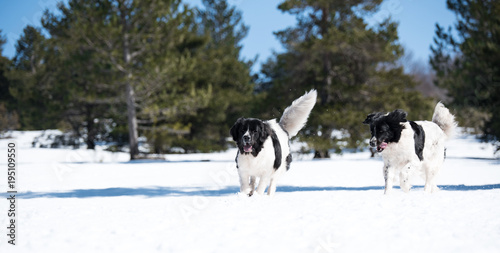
431, 0, 500, 149
178, 0, 253, 152
0, 30, 20, 133
259, 0, 433, 158
0, 30, 14, 109
8, 26, 59, 130
44, 0, 210, 158
41, 13, 123, 149
141, 0, 254, 153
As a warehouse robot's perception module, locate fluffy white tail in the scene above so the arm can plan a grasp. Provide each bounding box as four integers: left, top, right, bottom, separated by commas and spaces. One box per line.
279, 89, 317, 137
432, 102, 457, 139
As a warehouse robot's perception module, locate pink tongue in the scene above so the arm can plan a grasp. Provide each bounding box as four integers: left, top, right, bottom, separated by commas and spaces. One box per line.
244, 145, 252, 152
380, 142, 388, 149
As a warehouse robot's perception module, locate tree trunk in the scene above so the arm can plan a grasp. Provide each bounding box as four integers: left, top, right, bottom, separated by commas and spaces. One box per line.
120, 5, 139, 160
314, 150, 331, 159
315, 7, 333, 159
86, 137, 96, 150
126, 79, 139, 160
314, 126, 332, 159
85, 104, 96, 150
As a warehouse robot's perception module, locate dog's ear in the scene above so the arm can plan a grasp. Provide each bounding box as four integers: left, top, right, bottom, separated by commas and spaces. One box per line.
387, 109, 408, 123
230, 118, 245, 142
259, 121, 272, 143
363, 112, 383, 125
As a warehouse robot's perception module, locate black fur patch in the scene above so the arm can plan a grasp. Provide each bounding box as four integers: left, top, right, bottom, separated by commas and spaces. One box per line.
235, 154, 239, 169
385, 109, 408, 143
271, 130, 282, 169
286, 154, 292, 171
409, 121, 425, 161
363, 109, 408, 145
363, 112, 384, 125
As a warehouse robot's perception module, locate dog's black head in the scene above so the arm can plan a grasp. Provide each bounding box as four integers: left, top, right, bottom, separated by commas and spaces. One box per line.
363, 109, 407, 152
230, 118, 272, 156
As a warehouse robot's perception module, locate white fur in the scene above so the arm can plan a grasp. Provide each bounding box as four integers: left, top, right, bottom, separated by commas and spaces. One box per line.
279, 89, 318, 137
381, 103, 457, 194
236, 90, 317, 196
237, 120, 290, 196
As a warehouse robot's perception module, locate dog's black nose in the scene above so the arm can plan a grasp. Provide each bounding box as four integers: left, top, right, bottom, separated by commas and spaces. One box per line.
369, 137, 377, 147
243, 136, 250, 142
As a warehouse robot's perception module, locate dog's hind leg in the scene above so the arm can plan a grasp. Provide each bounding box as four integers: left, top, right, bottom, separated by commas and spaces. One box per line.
424, 164, 439, 193
398, 162, 413, 193
267, 178, 277, 196
399, 165, 412, 193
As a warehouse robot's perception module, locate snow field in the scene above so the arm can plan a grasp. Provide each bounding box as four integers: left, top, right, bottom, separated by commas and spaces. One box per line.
0, 131, 499, 252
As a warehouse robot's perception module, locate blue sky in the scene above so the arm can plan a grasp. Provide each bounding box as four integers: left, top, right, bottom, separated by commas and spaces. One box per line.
0, 0, 456, 72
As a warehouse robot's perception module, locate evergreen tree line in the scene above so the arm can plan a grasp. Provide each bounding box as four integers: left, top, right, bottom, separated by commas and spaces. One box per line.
0, 0, 497, 159
431, 0, 500, 152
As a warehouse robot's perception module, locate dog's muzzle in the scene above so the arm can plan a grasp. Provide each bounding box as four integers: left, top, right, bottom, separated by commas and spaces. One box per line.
370, 137, 387, 152
242, 135, 252, 153
243, 135, 250, 143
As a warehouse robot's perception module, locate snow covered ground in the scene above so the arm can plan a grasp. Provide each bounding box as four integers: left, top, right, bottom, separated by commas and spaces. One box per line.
0, 130, 499, 252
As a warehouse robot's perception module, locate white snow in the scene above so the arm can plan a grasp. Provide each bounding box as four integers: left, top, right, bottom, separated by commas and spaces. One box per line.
0, 130, 499, 252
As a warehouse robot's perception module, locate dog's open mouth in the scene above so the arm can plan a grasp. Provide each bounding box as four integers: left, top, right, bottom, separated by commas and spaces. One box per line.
377, 142, 388, 152
243, 144, 253, 153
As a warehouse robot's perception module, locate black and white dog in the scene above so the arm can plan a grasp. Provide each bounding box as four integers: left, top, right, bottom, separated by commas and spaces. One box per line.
363, 102, 457, 194
230, 90, 317, 196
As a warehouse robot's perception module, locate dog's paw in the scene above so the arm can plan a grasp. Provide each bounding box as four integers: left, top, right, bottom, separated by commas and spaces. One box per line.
239, 188, 254, 197
424, 185, 440, 193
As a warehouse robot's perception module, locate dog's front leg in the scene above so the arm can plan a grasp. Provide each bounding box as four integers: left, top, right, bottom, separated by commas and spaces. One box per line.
249, 176, 256, 196
256, 176, 270, 195
383, 164, 395, 194
239, 172, 253, 196
399, 163, 412, 193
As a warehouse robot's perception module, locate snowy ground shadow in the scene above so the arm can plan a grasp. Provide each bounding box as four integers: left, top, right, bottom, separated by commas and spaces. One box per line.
121, 159, 235, 164
280, 184, 500, 192
17, 186, 240, 199
15, 184, 500, 199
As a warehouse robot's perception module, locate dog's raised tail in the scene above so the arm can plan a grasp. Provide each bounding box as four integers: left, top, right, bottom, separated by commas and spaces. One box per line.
279, 89, 317, 137
432, 102, 457, 139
